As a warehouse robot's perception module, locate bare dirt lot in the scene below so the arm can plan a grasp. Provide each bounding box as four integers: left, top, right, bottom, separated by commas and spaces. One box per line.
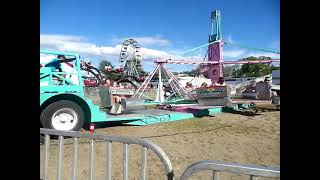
40, 111, 280, 180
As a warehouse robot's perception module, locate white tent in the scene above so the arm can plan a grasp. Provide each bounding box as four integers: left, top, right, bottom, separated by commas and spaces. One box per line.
177, 74, 212, 88
272, 70, 280, 85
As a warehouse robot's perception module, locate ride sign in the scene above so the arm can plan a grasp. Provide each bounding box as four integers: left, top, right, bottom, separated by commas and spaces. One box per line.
196, 86, 228, 99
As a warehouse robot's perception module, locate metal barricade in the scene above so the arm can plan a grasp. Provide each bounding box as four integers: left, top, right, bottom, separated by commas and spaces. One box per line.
40, 128, 174, 180
40, 128, 280, 180
180, 160, 280, 180
84, 87, 101, 105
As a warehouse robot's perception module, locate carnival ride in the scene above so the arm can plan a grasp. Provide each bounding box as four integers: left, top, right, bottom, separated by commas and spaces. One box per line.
40, 10, 280, 131
81, 60, 103, 87
80, 38, 145, 88
117, 39, 144, 88
133, 10, 280, 104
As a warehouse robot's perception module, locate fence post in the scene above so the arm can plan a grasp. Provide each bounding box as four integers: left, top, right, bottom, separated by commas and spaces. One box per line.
71, 137, 78, 180
56, 136, 64, 180
123, 143, 128, 180
141, 147, 148, 180
44, 135, 50, 180
106, 141, 112, 180
88, 138, 95, 180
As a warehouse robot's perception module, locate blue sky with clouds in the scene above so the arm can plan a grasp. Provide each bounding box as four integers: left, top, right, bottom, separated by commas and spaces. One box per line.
40, 0, 280, 72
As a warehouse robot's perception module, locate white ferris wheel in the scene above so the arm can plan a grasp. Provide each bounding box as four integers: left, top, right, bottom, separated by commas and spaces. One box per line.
119, 38, 142, 77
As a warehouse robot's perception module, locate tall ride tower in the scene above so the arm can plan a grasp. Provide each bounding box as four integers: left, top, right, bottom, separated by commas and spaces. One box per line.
207, 10, 224, 85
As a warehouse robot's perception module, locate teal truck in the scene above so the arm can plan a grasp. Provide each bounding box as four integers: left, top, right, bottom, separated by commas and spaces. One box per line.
40, 50, 107, 131
40, 50, 203, 131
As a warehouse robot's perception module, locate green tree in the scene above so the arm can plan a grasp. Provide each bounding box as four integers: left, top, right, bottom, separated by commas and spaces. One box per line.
181, 69, 198, 76
223, 66, 234, 77
137, 66, 148, 77
98, 60, 121, 81
151, 56, 279, 79
98, 60, 114, 72
232, 56, 277, 77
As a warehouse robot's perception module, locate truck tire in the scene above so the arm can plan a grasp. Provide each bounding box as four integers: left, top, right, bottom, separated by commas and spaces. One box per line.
40, 100, 85, 131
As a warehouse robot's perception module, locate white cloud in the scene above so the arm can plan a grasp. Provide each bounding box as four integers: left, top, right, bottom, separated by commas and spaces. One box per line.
112, 35, 171, 46
40, 34, 87, 42
40, 34, 280, 72
40, 34, 204, 61
40, 34, 121, 57
40, 34, 204, 71
223, 49, 246, 58
134, 36, 170, 46
140, 48, 171, 59
226, 34, 235, 43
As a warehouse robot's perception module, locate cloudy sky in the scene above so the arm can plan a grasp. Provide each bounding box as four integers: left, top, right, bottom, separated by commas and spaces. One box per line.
40, 0, 280, 72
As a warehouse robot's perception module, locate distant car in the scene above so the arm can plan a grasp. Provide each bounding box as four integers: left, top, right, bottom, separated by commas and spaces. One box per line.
83, 78, 98, 87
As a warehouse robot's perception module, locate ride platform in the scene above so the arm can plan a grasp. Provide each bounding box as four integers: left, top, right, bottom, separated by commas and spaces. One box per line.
92, 100, 259, 126
99, 109, 195, 125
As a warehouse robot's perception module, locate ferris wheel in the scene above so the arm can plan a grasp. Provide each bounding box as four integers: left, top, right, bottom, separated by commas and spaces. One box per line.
119, 38, 142, 77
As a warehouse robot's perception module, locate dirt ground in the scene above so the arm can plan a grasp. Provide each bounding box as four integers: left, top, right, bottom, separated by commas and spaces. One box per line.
40, 111, 280, 180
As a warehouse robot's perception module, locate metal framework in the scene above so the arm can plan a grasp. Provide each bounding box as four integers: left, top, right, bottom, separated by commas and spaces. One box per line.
134, 60, 196, 103
176, 10, 280, 86
156, 58, 280, 65
40, 50, 82, 87
132, 56, 279, 104
119, 38, 142, 77
40, 128, 174, 180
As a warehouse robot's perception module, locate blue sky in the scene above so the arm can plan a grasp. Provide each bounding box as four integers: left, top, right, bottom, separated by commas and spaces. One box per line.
40, 0, 280, 72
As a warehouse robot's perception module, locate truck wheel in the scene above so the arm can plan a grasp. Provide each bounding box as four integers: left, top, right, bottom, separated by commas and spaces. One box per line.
40, 100, 85, 131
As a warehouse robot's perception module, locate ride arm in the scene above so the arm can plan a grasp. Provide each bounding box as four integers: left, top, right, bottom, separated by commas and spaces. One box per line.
59, 57, 77, 63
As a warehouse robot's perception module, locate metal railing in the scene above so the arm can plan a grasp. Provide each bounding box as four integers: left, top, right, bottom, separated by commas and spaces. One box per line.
180, 160, 280, 180
40, 129, 280, 180
40, 71, 80, 86
40, 128, 174, 180
84, 87, 101, 105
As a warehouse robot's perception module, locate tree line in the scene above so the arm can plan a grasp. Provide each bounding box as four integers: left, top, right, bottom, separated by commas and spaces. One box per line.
181, 56, 279, 78
98, 56, 279, 81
